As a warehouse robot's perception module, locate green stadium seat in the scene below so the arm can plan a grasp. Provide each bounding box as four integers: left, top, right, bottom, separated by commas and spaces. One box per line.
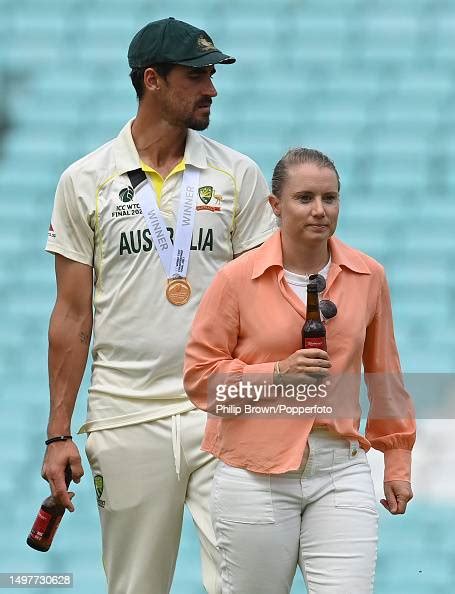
1, 1, 455, 592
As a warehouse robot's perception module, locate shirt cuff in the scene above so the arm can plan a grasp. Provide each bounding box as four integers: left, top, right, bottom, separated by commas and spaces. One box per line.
384, 448, 412, 482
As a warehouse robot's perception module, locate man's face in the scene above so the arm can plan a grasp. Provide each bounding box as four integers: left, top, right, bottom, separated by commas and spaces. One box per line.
157, 65, 218, 130
270, 163, 340, 247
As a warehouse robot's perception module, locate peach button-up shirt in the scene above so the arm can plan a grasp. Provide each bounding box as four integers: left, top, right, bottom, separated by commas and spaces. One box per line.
184, 230, 415, 482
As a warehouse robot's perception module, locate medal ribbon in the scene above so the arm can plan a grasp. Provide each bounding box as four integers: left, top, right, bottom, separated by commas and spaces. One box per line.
129, 166, 200, 279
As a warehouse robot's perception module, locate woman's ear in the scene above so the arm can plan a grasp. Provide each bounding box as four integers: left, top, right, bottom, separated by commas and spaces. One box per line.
268, 194, 281, 217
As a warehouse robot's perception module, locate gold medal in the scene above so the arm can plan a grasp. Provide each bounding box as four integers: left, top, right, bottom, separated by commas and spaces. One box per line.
166, 278, 191, 306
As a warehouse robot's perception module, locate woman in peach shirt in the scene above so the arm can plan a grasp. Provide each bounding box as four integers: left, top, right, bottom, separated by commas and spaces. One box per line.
184, 148, 415, 594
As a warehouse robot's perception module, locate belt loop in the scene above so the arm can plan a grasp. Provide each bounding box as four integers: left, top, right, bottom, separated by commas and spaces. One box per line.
171, 414, 181, 480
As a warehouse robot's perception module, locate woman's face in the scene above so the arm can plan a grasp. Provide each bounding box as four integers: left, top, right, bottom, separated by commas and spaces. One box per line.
269, 162, 340, 247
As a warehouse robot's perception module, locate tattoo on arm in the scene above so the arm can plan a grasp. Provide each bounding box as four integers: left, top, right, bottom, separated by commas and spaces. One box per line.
79, 332, 90, 345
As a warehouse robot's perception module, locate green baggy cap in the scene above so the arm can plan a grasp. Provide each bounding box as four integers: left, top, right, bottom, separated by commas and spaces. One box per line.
128, 17, 236, 68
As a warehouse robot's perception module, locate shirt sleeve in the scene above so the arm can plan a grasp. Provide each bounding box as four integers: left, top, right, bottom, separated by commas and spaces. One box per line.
184, 269, 275, 411
231, 160, 276, 255
363, 268, 416, 482
45, 169, 95, 266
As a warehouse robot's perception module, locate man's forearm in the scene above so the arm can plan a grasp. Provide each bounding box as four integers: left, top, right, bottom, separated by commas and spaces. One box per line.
47, 303, 93, 437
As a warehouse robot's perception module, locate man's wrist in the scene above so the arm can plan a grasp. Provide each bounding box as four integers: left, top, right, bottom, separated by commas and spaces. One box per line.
47, 424, 72, 439
45, 435, 73, 446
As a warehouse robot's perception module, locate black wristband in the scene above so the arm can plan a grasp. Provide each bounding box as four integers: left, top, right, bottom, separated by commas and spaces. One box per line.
45, 435, 73, 446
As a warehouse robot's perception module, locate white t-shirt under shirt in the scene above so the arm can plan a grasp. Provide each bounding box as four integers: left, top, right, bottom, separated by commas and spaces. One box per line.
46, 119, 276, 433
283, 259, 331, 305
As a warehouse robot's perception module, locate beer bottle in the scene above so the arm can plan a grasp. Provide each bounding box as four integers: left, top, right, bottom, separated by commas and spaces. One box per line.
27, 466, 72, 552
302, 283, 327, 351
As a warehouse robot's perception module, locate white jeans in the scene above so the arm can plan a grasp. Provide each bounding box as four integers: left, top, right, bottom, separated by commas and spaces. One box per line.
210, 429, 378, 594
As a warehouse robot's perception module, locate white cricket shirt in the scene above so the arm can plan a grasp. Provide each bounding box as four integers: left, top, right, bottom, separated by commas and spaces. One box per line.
46, 120, 276, 432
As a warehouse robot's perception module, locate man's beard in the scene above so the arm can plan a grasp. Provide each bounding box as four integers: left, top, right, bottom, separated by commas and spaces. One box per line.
185, 114, 210, 131
162, 92, 212, 131
162, 108, 210, 131
185, 98, 212, 130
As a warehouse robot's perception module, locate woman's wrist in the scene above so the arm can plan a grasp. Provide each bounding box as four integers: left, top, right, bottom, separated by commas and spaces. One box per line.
274, 360, 284, 384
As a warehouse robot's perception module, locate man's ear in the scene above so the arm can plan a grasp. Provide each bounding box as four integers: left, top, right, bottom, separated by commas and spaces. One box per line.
268, 194, 281, 217
143, 67, 162, 92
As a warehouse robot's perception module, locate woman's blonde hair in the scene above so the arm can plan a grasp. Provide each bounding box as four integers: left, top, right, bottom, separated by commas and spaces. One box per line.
271, 148, 340, 197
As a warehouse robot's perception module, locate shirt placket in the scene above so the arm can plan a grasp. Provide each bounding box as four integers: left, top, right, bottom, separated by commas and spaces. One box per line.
160, 172, 183, 221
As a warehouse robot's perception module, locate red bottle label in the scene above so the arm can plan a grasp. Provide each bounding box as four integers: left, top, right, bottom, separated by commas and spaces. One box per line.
47, 515, 63, 543
304, 336, 327, 350
30, 509, 53, 540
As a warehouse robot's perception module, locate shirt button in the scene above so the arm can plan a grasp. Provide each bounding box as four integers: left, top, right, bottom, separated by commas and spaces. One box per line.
351, 448, 358, 456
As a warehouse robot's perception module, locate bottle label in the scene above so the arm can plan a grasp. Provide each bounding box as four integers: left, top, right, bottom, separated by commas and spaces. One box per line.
29, 509, 53, 540
304, 336, 327, 350
47, 515, 63, 543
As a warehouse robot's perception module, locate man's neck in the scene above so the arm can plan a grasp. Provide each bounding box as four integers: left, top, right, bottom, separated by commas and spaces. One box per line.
281, 234, 330, 275
131, 111, 188, 178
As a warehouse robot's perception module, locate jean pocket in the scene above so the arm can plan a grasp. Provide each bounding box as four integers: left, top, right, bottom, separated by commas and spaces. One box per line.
212, 463, 274, 524
332, 459, 378, 511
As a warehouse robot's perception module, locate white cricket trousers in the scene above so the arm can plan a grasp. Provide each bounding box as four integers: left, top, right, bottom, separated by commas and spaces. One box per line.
211, 430, 379, 594
85, 408, 220, 594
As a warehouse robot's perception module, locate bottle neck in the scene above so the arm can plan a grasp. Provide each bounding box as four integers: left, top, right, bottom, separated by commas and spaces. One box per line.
306, 290, 321, 321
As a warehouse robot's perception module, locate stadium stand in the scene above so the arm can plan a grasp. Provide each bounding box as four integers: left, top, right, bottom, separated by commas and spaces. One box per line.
1, 1, 454, 592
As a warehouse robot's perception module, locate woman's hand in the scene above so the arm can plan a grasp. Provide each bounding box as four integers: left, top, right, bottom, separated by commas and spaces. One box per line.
381, 481, 413, 515
278, 349, 331, 380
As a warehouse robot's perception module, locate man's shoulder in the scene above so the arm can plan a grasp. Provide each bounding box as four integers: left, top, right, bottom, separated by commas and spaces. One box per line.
60, 136, 118, 190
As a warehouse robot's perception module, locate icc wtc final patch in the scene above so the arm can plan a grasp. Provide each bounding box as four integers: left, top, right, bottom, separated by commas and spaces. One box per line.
196, 186, 222, 212
119, 186, 134, 203
112, 186, 142, 218
94, 475, 105, 508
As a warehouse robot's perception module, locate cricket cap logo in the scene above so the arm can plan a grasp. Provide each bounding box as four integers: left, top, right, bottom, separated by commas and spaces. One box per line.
198, 186, 214, 205
94, 475, 104, 499
197, 35, 216, 52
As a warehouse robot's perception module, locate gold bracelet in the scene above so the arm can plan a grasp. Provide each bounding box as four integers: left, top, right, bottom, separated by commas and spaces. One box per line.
274, 361, 283, 384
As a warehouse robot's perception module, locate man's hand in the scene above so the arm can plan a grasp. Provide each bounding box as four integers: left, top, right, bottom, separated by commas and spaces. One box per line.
381, 480, 413, 515
41, 441, 84, 512
278, 348, 331, 380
